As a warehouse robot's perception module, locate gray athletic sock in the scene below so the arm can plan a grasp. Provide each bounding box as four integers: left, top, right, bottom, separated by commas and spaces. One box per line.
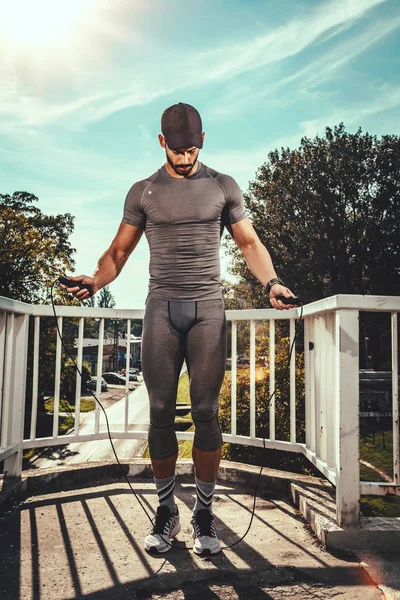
154, 475, 177, 514
194, 477, 216, 514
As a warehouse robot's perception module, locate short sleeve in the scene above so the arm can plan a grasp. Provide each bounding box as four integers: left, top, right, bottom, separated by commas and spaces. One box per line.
122, 182, 147, 229
219, 174, 246, 226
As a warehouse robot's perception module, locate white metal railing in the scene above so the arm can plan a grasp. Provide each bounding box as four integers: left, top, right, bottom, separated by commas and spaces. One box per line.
0, 294, 399, 528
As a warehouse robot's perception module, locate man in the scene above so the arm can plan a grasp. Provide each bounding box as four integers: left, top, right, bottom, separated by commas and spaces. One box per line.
65, 102, 297, 556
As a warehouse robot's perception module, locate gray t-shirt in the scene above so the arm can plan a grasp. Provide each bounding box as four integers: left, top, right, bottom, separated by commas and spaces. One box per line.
122, 162, 246, 301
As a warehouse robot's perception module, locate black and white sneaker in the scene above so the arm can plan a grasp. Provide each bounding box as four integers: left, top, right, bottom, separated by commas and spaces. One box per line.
144, 505, 181, 553
191, 509, 221, 555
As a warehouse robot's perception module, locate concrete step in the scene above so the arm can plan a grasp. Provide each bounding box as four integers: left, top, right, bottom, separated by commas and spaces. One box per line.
290, 480, 400, 552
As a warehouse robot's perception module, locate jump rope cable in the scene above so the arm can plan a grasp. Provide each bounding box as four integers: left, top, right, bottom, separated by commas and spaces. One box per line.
50, 280, 303, 551
50, 282, 155, 527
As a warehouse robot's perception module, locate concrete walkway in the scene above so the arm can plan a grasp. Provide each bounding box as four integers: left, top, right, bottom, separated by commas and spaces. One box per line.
27, 366, 188, 471
26, 384, 150, 470
0, 462, 392, 600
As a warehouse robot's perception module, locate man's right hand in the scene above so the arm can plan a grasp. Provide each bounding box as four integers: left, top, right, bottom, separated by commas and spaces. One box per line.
60, 275, 97, 301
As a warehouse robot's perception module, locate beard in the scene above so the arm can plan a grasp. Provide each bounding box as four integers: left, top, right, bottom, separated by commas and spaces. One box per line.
166, 152, 199, 177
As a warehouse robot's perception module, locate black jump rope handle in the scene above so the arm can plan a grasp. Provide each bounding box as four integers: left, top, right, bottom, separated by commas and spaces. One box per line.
274, 295, 301, 306
58, 276, 94, 297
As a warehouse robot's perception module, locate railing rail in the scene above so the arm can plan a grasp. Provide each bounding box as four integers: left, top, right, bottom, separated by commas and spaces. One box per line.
1, 294, 399, 528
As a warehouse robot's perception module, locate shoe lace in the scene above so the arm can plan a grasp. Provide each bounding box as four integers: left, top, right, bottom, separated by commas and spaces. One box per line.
152, 506, 173, 535
191, 510, 216, 538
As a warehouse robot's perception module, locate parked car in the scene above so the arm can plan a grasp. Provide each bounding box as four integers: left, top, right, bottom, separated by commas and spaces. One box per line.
87, 377, 108, 392
102, 372, 126, 385
120, 368, 139, 381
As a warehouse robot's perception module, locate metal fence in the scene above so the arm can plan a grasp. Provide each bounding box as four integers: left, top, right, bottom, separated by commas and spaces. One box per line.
1, 294, 399, 527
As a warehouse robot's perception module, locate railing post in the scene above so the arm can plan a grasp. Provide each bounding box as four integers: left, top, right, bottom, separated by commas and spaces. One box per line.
304, 317, 316, 453
3, 313, 30, 479
269, 319, 275, 441
392, 312, 399, 485
335, 308, 360, 527
326, 312, 336, 472
231, 320, 237, 436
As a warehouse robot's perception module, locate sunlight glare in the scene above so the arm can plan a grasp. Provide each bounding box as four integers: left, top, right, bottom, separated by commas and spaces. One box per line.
1, 0, 97, 48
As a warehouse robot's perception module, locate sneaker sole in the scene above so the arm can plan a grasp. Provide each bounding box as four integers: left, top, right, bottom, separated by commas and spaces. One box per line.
193, 544, 221, 556
144, 522, 181, 554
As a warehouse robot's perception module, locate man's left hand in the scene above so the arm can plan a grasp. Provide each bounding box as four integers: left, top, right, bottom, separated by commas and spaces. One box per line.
269, 284, 298, 310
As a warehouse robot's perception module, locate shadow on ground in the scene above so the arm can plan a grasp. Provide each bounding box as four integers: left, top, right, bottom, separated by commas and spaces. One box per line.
0, 476, 383, 600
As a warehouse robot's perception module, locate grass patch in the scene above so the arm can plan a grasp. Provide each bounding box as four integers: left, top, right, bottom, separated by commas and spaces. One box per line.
177, 373, 190, 403
177, 437, 193, 458
58, 415, 75, 435
360, 429, 399, 516
23, 448, 36, 461
44, 397, 96, 413
361, 495, 400, 517
360, 463, 387, 483
176, 374, 192, 459
360, 430, 393, 481
22, 413, 76, 462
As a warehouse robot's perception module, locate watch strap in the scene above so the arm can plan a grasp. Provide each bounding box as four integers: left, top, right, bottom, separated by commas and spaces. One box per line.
265, 277, 284, 296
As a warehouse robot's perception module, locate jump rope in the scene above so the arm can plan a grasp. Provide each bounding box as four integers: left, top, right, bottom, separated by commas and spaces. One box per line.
50, 279, 303, 552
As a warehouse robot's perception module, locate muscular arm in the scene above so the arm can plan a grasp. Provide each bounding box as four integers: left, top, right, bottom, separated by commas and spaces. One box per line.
92, 222, 143, 288
229, 217, 277, 285
229, 217, 296, 309
67, 222, 143, 300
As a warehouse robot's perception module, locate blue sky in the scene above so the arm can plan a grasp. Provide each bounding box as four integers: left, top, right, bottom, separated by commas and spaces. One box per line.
1, 0, 400, 307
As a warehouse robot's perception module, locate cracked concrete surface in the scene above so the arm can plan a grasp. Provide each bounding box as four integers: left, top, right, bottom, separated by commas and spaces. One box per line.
0, 476, 385, 600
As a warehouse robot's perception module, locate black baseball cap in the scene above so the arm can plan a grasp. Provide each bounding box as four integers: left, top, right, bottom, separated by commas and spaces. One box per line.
161, 102, 203, 150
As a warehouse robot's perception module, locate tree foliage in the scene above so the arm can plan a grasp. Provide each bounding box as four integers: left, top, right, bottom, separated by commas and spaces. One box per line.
224, 124, 400, 307
220, 124, 400, 467
62, 358, 92, 404
0, 191, 75, 303
97, 286, 116, 309
218, 329, 311, 473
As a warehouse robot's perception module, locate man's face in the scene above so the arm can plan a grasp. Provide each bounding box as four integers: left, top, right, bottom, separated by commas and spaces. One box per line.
158, 132, 205, 178
165, 144, 200, 177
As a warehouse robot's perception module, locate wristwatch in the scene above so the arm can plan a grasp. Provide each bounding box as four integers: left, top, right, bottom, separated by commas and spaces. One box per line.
265, 277, 284, 297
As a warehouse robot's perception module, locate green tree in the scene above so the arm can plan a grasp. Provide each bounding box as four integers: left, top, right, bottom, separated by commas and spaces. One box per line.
0, 191, 75, 303
97, 285, 118, 338
97, 285, 125, 371
0, 191, 80, 441
219, 328, 309, 473
62, 358, 92, 404
223, 124, 400, 368
97, 286, 116, 309
224, 124, 400, 307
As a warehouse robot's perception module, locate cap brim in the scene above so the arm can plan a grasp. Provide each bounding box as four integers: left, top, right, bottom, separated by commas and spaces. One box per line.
165, 132, 203, 150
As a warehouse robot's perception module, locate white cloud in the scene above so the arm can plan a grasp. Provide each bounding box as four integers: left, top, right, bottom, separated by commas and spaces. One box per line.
0, 0, 388, 130
74, 0, 388, 127
194, 0, 386, 81
0, 124, 158, 193
281, 14, 400, 91
299, 83, 400, 136
206, 11, 400, 121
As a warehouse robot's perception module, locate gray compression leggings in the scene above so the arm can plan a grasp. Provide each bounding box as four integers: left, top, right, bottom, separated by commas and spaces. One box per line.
141, 297, 227, 460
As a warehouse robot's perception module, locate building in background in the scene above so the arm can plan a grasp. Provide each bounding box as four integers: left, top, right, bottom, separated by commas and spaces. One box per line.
77, 335, 142, 376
